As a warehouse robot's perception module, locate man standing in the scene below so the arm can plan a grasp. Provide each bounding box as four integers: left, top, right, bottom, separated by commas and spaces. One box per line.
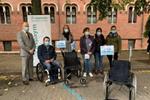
17, 22, 35, 85
106, 25, 122, 68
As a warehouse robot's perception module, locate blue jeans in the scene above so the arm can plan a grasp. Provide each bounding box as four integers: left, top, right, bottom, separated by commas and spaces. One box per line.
43, 60, 60, 71
94, 52, 103, 70
43, 60, 61, 81
82, 55, 92, 73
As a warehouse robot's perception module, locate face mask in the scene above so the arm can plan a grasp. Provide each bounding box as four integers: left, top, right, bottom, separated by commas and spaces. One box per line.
111, 30, 116, 34
44, 41, 50, 46
85, 32, 90, 36
64, 29, 69, 33
23, 27, 29, 32
96, 32, 101, 36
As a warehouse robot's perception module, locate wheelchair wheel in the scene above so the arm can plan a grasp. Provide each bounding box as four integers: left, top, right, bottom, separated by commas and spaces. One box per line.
36, 63, 44, 82
80, 77, 86, 85
64, 79, 70, 86
77, 69, 82, 77
129, 74, 137, 100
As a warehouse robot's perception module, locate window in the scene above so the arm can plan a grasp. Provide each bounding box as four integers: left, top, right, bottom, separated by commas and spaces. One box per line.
66, 5, 76, 24
128, 6, 137, 23
21, 4, 32, 22
108, 7, 117, 24
0, 5, 11, 24
43, 5, 55, 23
87, 5, 97, 24
3, 41, 12, 51
128, 39, 136, 49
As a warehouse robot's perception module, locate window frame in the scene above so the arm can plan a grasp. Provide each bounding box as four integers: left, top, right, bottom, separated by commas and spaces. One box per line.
87, 5, 97, 24
128, 6, 137, 24
43, 5, 56, 23
20, 4, 32, 22
65, 5, 77, 24
108, 7, 117, 24
0, 4, 11, 24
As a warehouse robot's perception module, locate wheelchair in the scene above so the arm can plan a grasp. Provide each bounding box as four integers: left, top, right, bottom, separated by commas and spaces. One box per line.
103, 60, 137, 100
61, 50, 87, 86
36, 62, 62, 86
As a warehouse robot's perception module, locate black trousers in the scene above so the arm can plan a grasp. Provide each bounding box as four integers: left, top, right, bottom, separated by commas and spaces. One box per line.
147, 44, 150, 52
107, 52, 118, 68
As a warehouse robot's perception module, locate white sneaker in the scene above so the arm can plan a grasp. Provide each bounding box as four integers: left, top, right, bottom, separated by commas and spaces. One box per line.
89, 72, 93, 77
83, 73, 87, 77
45, 78, 50, 83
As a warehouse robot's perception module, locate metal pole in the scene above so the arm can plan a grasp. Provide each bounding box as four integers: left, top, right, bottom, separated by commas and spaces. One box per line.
129, 46, 132, 62
58, 0, 61, 39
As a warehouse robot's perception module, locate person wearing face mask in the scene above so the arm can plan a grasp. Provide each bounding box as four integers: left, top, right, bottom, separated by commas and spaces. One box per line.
17, 22, 35, 85
106, 25, 122, 68
37, 36, 61, 82
62, 25, 75, 52
91, 28, 105, 75
80, 27, 94, 77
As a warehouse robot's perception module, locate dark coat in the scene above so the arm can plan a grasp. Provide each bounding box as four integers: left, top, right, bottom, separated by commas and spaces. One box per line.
37, 44, 57, 63
80, 35, 94, 55
147, 32, 150, 44
106, 32, 122, 53
91, 34, 105, 53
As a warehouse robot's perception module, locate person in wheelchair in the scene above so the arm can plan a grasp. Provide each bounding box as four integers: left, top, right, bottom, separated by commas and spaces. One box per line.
37, 36, 61, 83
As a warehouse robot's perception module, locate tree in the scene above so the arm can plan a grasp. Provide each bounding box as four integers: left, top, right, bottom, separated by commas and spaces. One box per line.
90, 0, 149, 37
31, 0, 42, 15
90, 0, 135, 20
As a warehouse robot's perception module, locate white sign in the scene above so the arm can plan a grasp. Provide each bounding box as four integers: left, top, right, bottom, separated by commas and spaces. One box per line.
55, 40, 66, 48
28, 15, 51, 66
71, 41, 76, 50
84, 54, 90, 59
100, 45, 114, 56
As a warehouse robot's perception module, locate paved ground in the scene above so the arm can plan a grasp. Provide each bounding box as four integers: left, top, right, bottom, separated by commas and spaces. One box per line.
0, 50, 150, 100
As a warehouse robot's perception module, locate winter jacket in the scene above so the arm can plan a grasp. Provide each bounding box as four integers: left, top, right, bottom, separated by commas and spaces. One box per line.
91, 34, 105, 53
106, 32, 122, 53
80, 35, 94, 55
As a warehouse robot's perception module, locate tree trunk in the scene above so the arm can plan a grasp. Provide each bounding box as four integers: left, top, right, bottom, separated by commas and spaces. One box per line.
31, 0, 42, 15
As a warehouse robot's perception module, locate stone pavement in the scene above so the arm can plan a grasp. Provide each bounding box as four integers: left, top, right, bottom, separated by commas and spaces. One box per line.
0, 50, 150, 100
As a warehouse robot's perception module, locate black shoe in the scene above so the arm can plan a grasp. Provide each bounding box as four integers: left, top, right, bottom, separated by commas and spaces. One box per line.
23, 81, 29, 85
95, 70, 99, 75
29, 78, 34, 81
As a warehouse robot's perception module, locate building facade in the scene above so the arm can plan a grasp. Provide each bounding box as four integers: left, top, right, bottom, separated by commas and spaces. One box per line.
0, 0, 149, 51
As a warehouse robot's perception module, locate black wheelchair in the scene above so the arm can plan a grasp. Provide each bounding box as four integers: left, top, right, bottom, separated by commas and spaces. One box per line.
36, 62, 62, 86
103, 60, 137, 100
61, 51, 87, 86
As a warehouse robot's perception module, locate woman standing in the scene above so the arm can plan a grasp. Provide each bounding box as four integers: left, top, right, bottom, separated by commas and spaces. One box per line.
92, 28, 105, 75
62, 25, 75, 52
80, 27, 94, 77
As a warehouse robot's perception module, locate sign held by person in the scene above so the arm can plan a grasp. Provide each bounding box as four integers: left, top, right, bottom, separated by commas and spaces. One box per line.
100, 45, 114, 56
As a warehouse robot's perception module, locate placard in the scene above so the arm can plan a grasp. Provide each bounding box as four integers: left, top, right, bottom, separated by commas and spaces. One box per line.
55, 40, 66, 48
100, 45, 114, 56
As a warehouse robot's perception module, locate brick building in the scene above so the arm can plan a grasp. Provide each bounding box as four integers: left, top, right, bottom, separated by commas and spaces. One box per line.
0, 0, 149, 52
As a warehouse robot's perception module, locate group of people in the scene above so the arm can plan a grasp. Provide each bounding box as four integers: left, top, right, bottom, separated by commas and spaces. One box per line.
79, 25, 121, 77
17, 22, 122, 85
